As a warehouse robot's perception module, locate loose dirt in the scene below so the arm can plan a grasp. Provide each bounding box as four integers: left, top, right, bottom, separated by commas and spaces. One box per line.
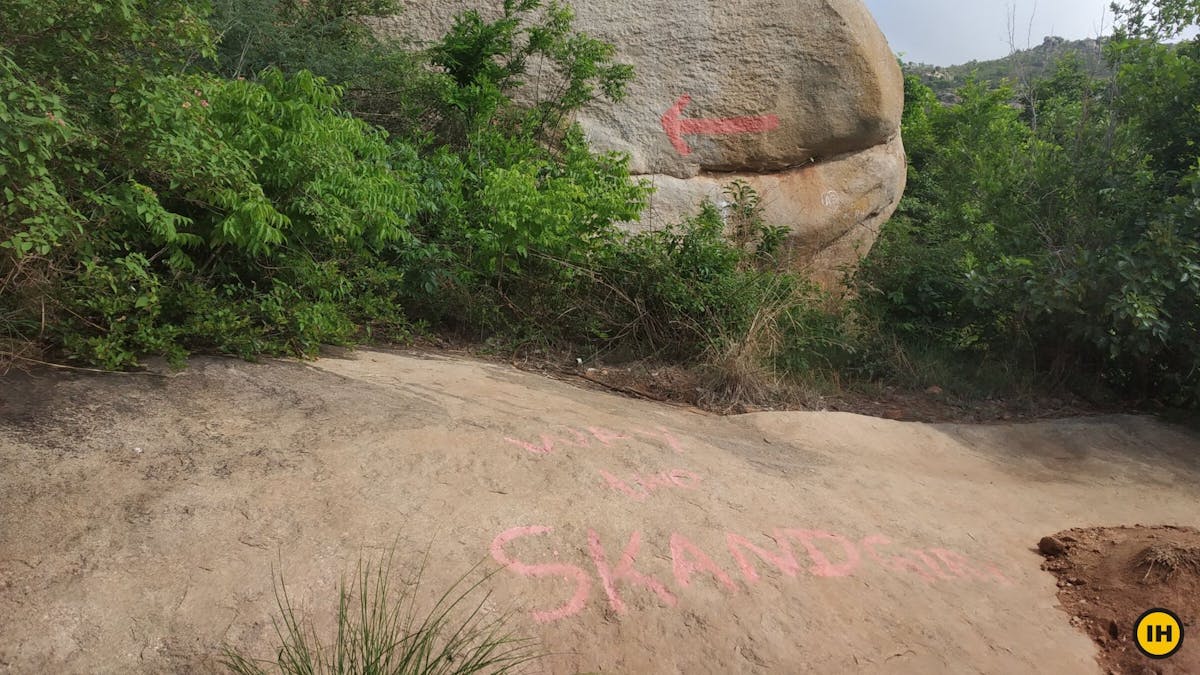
1, 349, 1199, 673
1040, 526, 1200, 674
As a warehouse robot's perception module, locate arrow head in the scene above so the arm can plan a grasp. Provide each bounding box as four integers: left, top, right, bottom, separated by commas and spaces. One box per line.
661, 94, 694, 156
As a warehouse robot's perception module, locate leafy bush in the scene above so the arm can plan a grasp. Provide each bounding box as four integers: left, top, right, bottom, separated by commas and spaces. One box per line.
366, 1, 654, 339
855, 1, 1200, 407
210, 0, 403, 81
0, 0, 669, 370
207, 0, 442, 144
1, 1, 427, 367
585, 203, 780, 358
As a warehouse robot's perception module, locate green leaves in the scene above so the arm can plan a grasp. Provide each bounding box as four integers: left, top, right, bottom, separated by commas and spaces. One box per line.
0, 51, 81, 262
0, 0, 427, 368
1112, 0, 1200, 40
207, 68, 417, 254
0, 0, 682, 381
429, 0, 634, 146
858, 22, 1200, 406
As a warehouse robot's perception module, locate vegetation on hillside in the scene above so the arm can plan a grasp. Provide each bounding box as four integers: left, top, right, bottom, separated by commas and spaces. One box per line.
857, 0, 1200, 408
1, 0, 1197, 412
903, 36, 1109, 102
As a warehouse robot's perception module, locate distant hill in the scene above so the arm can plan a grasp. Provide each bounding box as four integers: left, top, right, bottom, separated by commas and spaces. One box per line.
903, 36, 1109, 102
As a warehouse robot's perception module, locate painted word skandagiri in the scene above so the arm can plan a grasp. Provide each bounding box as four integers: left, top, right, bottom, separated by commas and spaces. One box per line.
490, 525, 1012, 623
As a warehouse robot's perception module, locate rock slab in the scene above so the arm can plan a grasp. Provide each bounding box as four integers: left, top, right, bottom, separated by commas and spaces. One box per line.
3, 351, 1200, 672
377, 0, 907, 280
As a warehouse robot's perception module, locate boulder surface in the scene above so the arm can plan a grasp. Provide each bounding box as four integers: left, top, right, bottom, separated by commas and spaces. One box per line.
3, 351, 1200, 672
376, 0, 906, 281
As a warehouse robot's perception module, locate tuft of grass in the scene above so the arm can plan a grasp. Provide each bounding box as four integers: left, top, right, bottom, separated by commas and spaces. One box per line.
700, 302, 786, 410
1135, 543, 1200, 583
697, 276, 834, 413
222, 549, 541, 674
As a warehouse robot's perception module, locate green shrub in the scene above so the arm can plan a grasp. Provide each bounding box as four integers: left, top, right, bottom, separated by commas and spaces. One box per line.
1, 0, 862, 400
381, 2, 652, 338
429, 0, 633, 142
223, 550, 540, 675
854, 1, 1200, 407
1, 1, 426, 367
595, 203, 776, 358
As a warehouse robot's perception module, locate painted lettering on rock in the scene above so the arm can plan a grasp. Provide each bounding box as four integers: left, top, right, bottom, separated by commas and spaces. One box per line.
600, 468, 703, 501
670, 533, 737, 592
489, 526, 592, 623
588, 529, 677, 612
491, 525, 1014, 623
726, 531, 801, 583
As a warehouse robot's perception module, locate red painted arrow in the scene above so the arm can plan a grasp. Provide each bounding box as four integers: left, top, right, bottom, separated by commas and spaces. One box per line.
660, 94, 780, 156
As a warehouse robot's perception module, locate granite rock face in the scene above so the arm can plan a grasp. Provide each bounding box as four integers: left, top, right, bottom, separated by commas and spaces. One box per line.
376, 0, 906, 282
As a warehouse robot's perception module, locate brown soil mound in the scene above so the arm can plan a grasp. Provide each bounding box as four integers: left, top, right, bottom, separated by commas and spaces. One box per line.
1040, 526, 1200, 674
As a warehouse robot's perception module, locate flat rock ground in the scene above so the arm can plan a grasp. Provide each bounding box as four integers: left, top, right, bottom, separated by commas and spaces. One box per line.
1, 350, 1198, 674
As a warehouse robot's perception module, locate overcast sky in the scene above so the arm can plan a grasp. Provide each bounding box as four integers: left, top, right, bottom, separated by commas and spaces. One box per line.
863, 1, 1116, 65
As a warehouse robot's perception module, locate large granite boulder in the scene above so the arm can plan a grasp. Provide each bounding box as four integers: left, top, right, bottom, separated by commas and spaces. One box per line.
375, 0, 906, 284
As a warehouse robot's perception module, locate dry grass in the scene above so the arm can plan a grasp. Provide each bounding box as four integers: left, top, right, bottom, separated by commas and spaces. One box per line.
697, 279, 826, 413
1135, 543, 1200, 582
